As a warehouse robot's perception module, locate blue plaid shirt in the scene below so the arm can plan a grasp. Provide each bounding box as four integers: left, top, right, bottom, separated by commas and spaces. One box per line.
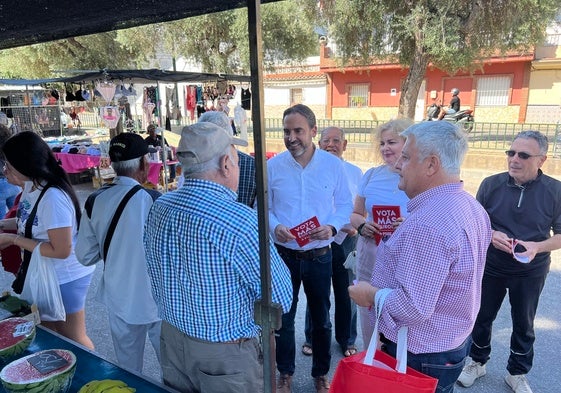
237, 151, 256, 207
144, 178, 292, 342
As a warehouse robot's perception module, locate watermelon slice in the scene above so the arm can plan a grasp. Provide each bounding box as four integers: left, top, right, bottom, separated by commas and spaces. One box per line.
0, 317, 35, 362
0, 349, 76, 393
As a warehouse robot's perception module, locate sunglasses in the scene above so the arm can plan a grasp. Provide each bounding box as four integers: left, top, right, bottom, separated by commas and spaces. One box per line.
505, 150, 542, 160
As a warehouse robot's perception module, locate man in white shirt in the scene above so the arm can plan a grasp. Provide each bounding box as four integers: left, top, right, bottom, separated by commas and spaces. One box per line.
268, 105, 353, 393
301, 127, 362, 358
76, 133, 161, 374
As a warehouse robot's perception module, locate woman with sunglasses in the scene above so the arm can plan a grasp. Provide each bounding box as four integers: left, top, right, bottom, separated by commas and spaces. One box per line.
0, 131, 95, 349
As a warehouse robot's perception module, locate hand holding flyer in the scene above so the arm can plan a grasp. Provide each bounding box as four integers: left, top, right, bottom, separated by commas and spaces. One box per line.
511, 239, 530, 263
372, 205, 401, 245
290, 216, 320, 247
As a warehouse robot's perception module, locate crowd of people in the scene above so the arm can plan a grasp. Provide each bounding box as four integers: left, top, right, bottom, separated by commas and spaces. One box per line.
0, 103, 559, 393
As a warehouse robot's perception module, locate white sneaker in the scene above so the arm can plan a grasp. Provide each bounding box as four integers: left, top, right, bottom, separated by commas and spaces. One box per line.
457, 359, 486, 387
505, 373, 533, 393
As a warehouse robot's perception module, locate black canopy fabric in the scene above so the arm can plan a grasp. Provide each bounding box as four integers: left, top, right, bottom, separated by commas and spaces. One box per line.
0, 69, 251, 86
0, 0, 280, 51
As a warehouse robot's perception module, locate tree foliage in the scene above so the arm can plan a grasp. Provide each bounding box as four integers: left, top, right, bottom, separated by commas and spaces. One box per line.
307, 0, 561, 118
0, 32, 141, 79
0, 0, 318, 79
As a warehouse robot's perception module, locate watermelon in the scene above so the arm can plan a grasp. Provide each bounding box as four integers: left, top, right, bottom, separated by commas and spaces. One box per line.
0, 349, 76, 393
0, 318, 35, 363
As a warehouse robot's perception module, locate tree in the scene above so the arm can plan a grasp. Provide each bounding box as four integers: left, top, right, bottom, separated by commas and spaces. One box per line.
116, 1, 318, 74
0, 32, 142, 79
0, 0, 318, 79
306, 0, 561, 118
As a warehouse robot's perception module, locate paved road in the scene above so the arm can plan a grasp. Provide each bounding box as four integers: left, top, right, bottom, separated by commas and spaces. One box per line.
1, 181, 560, 393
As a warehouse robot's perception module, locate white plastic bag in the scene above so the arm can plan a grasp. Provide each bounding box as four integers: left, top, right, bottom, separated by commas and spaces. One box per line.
343, 250, 357, 274
21, 243, 66, 322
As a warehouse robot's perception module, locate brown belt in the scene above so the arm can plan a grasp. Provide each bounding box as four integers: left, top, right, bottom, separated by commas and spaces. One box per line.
275, 244, 330, 260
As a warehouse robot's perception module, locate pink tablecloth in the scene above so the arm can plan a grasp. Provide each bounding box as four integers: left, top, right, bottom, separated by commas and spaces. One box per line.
54, 152, 101, 174
147, 161, 179, 185
54, 152, 176, 185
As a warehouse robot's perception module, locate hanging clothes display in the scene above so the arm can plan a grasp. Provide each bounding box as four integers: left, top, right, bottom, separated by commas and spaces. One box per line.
185, 85, 196, 121
241, 87, 251, 110
234, 103, 248, 141
100, 105, 120, 128
95, 81, 116, 104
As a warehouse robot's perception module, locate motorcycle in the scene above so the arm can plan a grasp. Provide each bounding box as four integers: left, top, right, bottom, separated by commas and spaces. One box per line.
426, 103, 474, 133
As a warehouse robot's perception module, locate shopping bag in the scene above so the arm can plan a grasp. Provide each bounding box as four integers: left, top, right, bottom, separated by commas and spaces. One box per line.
331, 289, 437, 393
20, 243, 66, 322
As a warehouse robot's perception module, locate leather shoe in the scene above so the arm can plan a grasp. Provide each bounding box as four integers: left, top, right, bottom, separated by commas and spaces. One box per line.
314, 375, 330, 393
277, 373, 292, 393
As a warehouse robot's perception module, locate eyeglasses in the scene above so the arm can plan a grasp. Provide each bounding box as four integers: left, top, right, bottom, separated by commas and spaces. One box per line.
505, 150, 542, 160
320, 138, 343, 145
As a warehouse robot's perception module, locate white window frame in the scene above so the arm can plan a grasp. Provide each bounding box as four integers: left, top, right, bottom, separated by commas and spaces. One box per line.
347, 83, 369, 108
290, 88, 303, 105
476, 75, 511, 106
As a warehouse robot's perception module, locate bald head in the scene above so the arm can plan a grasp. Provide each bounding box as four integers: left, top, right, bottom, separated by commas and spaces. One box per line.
318, 126, 347, 159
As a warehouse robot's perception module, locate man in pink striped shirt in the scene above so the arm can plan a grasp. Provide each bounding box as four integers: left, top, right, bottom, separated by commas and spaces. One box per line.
350, 121, 492, 393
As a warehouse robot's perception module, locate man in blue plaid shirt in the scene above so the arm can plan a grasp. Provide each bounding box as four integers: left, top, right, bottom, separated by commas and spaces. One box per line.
144, 122, 292, 392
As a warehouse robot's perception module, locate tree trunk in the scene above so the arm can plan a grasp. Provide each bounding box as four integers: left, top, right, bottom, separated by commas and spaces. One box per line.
398, 48, 430, 119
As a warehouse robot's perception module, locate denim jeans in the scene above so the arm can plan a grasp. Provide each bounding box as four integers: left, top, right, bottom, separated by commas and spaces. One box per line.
0, 178, 20, 218
469, 273, 546, 375
275, 247, 332, 378
304, 235, 358, 351
381, 335, 470, 393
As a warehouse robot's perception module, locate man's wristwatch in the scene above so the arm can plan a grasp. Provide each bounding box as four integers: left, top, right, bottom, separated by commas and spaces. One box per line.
330, 226, 337, 237
357, 223, 366, 236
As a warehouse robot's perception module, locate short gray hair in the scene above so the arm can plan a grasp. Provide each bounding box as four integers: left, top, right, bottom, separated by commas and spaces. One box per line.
198, 111, 231, 133
111, 156, 144, 177
182, 144, 237, 179
400, 121, 468, 175
320, 126, 346, 141
514, 130, 549, 155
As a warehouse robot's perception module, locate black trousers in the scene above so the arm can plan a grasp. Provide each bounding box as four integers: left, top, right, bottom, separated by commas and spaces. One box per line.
469, 273, 547, 375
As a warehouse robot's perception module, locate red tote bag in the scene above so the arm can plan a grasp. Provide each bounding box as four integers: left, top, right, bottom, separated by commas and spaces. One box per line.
331, 289, 437, 393
0, 192, 22, 275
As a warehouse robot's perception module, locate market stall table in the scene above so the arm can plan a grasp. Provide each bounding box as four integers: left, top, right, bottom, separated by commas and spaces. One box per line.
21, 326, 178, 392
54, 152, 177, 185
53, 152, 101, 174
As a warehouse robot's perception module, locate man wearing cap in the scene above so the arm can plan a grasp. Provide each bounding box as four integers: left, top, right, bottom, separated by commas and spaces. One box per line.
143, 122, 292, 392
145, 123, 169, 148
76, 132, 161, 374
197, 111, 257, 207
268, 104, 353, 393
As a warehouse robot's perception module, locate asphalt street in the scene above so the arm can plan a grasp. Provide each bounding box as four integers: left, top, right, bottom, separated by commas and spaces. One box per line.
1, 181, 560, 393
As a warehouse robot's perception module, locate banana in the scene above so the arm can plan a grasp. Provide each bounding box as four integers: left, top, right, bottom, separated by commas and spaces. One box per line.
78, 380, 101, 393
78, 379, 128, 393
92, 379, 128, 393
102, 387, 136, 393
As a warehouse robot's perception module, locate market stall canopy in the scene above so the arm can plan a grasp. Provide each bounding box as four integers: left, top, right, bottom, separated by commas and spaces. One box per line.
0, 0, 282, 51
0, 69, 251, 86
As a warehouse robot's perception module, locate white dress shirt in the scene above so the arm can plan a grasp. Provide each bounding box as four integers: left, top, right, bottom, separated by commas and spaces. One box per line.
267, 147, 353, 251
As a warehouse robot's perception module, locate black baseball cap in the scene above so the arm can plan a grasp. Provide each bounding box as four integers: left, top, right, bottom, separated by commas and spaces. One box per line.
109, 132, 149, 162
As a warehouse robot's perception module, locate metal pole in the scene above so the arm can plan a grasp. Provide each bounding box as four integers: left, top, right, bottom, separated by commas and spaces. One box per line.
156, 80, 169, 192
247, 1, 282, 392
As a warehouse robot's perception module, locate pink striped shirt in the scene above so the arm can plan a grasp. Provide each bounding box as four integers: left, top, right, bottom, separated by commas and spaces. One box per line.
372, 183, 491, 354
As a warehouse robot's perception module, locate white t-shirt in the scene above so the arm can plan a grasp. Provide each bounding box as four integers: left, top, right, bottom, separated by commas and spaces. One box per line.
17, 182, 95, 284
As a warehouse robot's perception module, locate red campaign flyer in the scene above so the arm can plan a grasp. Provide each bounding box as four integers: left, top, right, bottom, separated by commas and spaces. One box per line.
289, 216, 321, 247
372, 205, 401, 245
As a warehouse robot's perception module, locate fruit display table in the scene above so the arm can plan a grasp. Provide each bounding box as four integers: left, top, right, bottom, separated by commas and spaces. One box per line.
21, 326, 178, 392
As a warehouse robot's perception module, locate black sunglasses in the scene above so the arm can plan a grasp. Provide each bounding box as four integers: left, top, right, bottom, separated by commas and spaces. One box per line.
505, 150, 542, 160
